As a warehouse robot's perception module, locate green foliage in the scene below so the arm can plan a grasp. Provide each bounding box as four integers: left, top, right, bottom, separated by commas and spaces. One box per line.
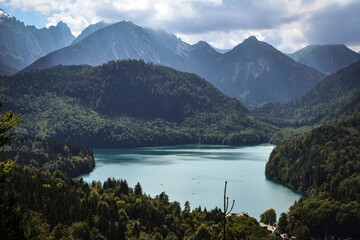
254, 61, 360, 130
0, 103, 25, 239
194, 224, 211, 240
0, 102, 24, 148
225, 216, 277, 240
2, 165, 276, 240
0, 60, 275, 148
266, 104, 360, 238
288, 196, 360, 238
277, 212, 288, 233
0, 134, 95, 178
266, 111, 360, 202
259, 208, 276, 226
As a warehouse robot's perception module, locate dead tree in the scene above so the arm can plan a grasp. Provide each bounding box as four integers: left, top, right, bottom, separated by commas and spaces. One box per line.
223, 181, 235, 240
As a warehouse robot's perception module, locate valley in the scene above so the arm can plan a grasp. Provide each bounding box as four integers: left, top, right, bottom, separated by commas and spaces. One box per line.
1, 3, 360, 240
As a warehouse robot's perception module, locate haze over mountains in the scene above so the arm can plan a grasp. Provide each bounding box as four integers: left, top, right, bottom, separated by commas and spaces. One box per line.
22, 20, 325, 108
254, 61, 360, 128
289, 44, 360, 75
2, 11, 360, 109
0, 9, 74, 76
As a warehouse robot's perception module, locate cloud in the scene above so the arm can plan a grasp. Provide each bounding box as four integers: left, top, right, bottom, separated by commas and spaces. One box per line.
303, 1, 360, 45
2, 0, 360, 52
3, 0, 71, 15
46, 12, 89, 36
162, 0, 301, 34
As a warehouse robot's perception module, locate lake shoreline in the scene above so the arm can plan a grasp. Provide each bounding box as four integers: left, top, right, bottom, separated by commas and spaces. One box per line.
80, 144, 301, 220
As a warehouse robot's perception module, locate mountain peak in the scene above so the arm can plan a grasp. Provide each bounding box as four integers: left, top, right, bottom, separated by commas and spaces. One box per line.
192, 40, 219, 55
193, 40, 211, 48
243, 36, 258, 44
56, 21, 66, 27
0, 9, 9, 19
289, 44, 360, 74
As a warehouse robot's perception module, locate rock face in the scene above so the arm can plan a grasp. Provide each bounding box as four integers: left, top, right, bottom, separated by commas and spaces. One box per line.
0, 9, 74, 75
71, 21, 109, 45
289, 44, 360, 75
22, 21, 324, 108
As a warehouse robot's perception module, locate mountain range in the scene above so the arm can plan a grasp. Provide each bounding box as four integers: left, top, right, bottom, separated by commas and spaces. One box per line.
0, 9, 74, 76
3, 11, 359, 109
21, 20, 325, 108
289, 44, 360, 75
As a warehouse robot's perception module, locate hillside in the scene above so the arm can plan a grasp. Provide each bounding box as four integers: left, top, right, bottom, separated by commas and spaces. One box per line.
22, 20, 324, 108
265, 108, 360, 200
1, 60, 275, 147
253, 61, 360, 128
0, 9, 74, 76
265, 104, 360, 238
289, 44, 360, 75
0, 134, 94, 178
2, 163, 275, 240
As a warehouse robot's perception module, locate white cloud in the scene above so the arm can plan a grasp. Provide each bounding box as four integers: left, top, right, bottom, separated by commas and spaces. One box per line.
2, 0, 360, 51
46, 12, 89, 36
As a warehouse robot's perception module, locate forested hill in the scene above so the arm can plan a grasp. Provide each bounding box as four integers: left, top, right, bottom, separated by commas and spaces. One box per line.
0, 134, 95, 178
0, 60, 275, 147
264, 103, 360, 238
253, 61, 360, 128
265, 106, 360, 201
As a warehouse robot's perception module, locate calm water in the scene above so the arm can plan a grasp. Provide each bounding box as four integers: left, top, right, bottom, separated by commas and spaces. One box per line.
81, 144, 302, 219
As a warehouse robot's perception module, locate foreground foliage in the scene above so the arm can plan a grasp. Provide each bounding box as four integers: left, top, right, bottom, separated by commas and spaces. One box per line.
0, 134, 95, 178
4, 165, 276, 240
268, 104, 360, 238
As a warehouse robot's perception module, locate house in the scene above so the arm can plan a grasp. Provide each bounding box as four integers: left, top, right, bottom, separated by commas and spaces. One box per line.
226, 212, 249, 218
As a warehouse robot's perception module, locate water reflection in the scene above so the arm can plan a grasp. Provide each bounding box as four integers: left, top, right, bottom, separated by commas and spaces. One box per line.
81, 144, 301, 220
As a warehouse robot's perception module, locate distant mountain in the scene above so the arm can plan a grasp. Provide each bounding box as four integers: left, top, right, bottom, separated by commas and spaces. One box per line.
253, 61, 360, 128
289, 44, 360, 75
22, 21, 324, 108
0, 9, 74, 75
209, 36, 324, 108
71, 21, 109, 45
212, 46, 231, 54
23, 21, 188, 73
1, 60, 275, 147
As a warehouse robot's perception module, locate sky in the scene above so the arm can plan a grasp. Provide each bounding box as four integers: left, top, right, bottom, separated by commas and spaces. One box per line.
1, 0, 360, 53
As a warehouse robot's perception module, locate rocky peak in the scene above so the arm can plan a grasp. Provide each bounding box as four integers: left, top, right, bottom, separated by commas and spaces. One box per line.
242, 36, 259, 45
0, 9, 9, 19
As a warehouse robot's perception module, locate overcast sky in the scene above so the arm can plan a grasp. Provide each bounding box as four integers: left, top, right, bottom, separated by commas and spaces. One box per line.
1, 0, 360, 53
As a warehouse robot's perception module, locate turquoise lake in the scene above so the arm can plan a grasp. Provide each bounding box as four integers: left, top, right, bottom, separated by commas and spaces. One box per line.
80, 144, 302, 219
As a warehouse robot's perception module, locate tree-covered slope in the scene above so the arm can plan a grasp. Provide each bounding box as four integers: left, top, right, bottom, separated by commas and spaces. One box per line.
267, 105, 360, 239
265, 104, 360, 202
3, 164, 275, 240
1, 60, 275, 147
0, 134, 94, 178
253, 61, 360, 128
